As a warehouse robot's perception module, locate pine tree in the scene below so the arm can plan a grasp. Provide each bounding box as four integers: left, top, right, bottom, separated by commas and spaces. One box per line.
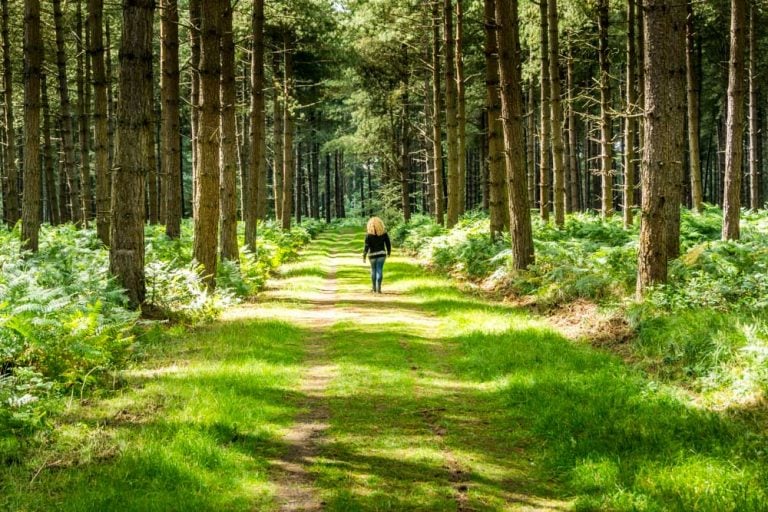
219, 0, 239, 261
110, 0, 155, 306
722, 0, 746, 240
494, 0, 534, 269
1, 0, 19, 226
193, 0, 222, 287
161, 0, 181, 238
21, 0, 43, 252
637, 0, 686, 296
548, 0, 566, 226
246, 0, 265, 249
89, 0, 110, 243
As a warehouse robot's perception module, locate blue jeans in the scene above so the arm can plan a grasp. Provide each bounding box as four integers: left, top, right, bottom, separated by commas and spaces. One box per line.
369, 255, 386, 292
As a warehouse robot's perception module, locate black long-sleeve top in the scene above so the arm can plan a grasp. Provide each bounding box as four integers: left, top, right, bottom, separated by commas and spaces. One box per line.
364, 233, 391, 258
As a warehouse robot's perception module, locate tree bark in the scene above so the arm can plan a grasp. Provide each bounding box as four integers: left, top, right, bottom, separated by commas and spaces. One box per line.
538, 0, 551, 221
748, 0, 759, 211
444, 0, 460, 226
193, 0, 221, 287
567, 40, 580, 212
484, 0, 508, 237
431, 0, 445, 225
219, 0, 238, 261
272, 49, 284, 224
42, 74, 59, 225
325, 151, 331, 223
161, 0, 181, 238
548, 0, 566, 226
89, 0, 110, 243
455, 0, 466, 214
526, 80, 535, 206
296, 142, 303, 224
598, 0, 613, 218
637, 0, 645, 160
399, 46, 411, 222
495, 0, 534, 269
77, 0, 94, 224
1, 0, 18, 226
636, 0, 686, 297
686, 0, 702, 213
624, 0, 638, 226
146, 106, 158, 225
21, 0, 43, 251
246, 0, 265, 248
281, 34, 295, 231
106, 20, 114, 173
53, 0, 82, 225
189, 0, 200, 220
722, 0, 746, 240
111, 0, 154, 307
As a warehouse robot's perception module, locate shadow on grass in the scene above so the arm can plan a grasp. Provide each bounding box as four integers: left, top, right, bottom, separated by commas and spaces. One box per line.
308, 232, 768, 510
313, 316, 767, 510
0, 317, 314, 512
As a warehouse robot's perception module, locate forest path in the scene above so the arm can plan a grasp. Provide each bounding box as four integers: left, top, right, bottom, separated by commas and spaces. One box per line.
237, 228, 572, 511
8, 227, 746, 511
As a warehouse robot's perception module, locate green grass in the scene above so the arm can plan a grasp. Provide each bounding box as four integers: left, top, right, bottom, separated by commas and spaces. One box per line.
2, 228, 766, 511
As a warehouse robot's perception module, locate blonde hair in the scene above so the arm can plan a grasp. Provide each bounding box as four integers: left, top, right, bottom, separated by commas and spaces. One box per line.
366, 217, 386, 236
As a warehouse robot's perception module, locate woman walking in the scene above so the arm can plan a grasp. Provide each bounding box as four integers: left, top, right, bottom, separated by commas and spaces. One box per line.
363, 216, 391, 293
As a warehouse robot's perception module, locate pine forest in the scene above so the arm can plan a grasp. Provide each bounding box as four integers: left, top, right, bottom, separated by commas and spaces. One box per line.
1, 0, 768, 510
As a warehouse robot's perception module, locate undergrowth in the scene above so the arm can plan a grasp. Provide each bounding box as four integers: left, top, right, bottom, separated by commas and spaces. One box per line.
392, 206, 768, 406
0, 218, 323, 459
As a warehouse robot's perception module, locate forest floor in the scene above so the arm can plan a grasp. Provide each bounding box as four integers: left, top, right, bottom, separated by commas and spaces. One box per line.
2, 228, 764, 511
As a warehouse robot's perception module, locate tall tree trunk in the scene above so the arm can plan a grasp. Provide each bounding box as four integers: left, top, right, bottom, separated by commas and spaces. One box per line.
567, 39, 580, 212
431, 0, 445, 225
58, 121, 71, 223
236, 61, 248, 220
722, 0, 746, 240
455, 0, 466, 214
21, 0, 43, 251
111, 0, 153, 307
484, 0, 508, 237
324, 151, 331, 223
193, 0, 221, 287
526, 80, 535, 206
219, 0, 238, 261
400, 48, 411, 222
281, 34, 295, 231
444, 0, 460, 226
686, 0, 702, 213
636, 0, 686, 296
146, 88, 159, 224
334, 151, 341, 218
1, 0, 18, 226
106, 20, 114, 173
296, 142, 303, 224
42, 74, 59, 225
311, 142, 320, 218
161, 0, 181, 238
548, 0, 566, 226
495, 0, 534, 269
189, 0, 201, 221
272, 50, 284, 224
637, 0, 645, 159
624, 0, 638, 226
89, 0, 109, 243
246, 0, 265, 248
53, 0, 82, 225
598, 0, 613, 218
77, 0, 94, 224
538, 0, 551, 221
748, 0, 759, 211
